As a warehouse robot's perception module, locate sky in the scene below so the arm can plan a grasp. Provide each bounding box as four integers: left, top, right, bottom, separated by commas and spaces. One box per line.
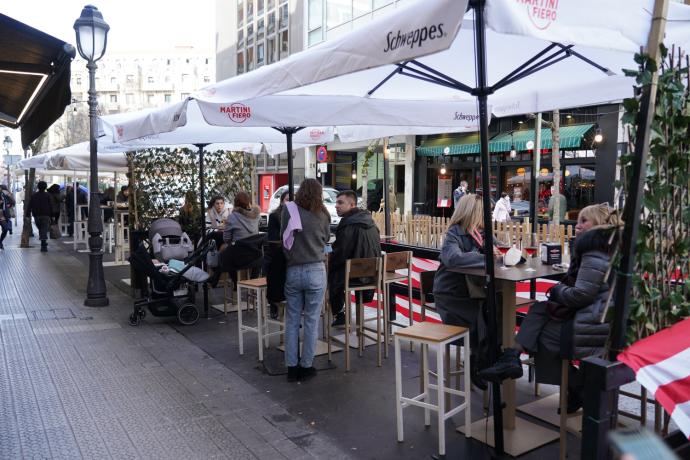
1, 1, 216, 152
2, 0, 216, 53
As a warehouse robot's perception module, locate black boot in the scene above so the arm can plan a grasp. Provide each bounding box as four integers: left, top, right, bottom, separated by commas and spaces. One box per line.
330, 311, 346, 328
478, 348, 523, 383
287, 366, 300, 382
470, 354, 488, 391
299, 366, 317, 382
207, 270, 221, 288
40, 241, 48, 252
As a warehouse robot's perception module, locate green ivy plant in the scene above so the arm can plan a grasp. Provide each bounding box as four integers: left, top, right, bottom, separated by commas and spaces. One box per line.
620, 44, 690, 341
131, 147, 253, 234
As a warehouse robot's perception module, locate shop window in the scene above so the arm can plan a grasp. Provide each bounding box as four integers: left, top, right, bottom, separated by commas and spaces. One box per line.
268, 0, 275, 10
257, 0, 264, 15
247, 47, 255, 71
279, 30, 289, 59
279, 3, 289, 30
109, 94, 117, 103
257, 18, 265, 40
237, 2, 244, 27
308, 28, 323, 46
267, 11, 275, 35
164, 94, 171, 103
237, 52, 245, 74
563, 165, 595, 217
308, 0, 323, 30
267, 37, 276, 64
502, 166, 532, 217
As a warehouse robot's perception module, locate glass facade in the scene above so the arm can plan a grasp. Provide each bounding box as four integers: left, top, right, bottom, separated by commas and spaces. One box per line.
307, 0, 400, 47
235, 0, 288, 75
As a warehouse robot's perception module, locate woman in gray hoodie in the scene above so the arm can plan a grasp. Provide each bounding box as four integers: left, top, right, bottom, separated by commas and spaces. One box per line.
223, 191, 260, 244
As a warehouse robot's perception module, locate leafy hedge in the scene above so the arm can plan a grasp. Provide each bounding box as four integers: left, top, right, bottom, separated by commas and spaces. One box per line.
621, 44, 690, 340
130, 147, 253, 236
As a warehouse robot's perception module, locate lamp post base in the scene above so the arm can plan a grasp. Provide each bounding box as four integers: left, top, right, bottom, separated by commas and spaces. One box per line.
84, 243, 109, 307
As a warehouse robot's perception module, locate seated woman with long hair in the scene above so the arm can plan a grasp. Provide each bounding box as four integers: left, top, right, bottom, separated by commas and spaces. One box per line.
432, 193, 502, 390
480, 203, 621, 413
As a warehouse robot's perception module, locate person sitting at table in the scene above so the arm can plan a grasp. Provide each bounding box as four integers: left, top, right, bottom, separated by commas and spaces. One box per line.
205, 195, 229, 249
116, 185, 130, 208
178, 190, 201, 243
479, 203, 620, 413
328, 190, 381, 327
101, 187, 115, 222
432, 193, 502, 390
207, 192, 263, 288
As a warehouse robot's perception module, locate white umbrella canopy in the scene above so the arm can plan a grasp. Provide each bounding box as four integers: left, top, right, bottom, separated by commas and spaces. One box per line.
190, 0, 689, 118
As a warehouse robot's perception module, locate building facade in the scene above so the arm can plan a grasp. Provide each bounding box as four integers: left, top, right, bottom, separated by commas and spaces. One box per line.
43, 48, 215, 152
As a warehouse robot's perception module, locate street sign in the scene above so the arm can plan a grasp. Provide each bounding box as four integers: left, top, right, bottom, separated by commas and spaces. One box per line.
318, 163, 328, 173
316, 145, 327, 162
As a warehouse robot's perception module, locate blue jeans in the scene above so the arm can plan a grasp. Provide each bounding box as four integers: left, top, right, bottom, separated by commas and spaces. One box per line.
284, 262, 326, 368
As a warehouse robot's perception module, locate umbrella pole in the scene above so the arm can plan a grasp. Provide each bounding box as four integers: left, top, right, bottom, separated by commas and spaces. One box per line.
197, 144, 209, 318
286, 130, 295, 200
473, 0, 504, 454
529, 114, 542, 229
383, 138, 391, 237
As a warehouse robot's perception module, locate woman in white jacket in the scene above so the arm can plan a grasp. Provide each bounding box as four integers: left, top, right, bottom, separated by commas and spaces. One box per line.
492, 192, 512, 222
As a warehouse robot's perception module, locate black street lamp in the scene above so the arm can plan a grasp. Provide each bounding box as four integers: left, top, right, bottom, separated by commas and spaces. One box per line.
3, 135, 12, 189
74, 5, 110, 307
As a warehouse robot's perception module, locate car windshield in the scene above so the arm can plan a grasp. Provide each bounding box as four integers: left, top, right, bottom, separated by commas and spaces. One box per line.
323, 190, 337, 204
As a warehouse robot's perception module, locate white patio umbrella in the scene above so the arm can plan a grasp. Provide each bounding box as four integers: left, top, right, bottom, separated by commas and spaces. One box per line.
106, 0, 686, 453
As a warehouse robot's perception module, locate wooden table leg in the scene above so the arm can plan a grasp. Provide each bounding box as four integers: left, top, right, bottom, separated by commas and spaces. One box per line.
499, 279, 516, 430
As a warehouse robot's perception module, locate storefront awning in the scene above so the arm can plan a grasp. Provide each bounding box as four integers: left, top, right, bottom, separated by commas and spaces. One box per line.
416, 135, 480, 157
0, 13, 75, 148
489, 124, 595, 152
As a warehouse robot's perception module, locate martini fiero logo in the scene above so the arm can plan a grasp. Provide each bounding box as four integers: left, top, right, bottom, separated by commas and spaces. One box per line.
116, 125, 124, 138
309, 128, 326, 141
220, 103, 251, 123
519, 0, 559, 30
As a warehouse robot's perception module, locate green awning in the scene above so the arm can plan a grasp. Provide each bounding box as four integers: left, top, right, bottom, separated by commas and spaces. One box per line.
416, 133, 481, 157
489, 124, 594, 153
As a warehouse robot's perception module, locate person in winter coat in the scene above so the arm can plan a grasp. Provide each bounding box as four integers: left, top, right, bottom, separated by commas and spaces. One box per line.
328, 190, 382, 327
281, 179, 331, 382
47, 184, 62, 225
29, 181, 54, 252
492, 192, 512, 222
433, 193, 503, 390
205, 195, 229, 249
0, 185, 16, 249
479, 203, 619, 413
264, 191, 289, 319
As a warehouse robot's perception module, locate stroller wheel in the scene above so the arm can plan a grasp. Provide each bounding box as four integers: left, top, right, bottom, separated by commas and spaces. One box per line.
177, 303, 199, 326
128, 312, 141, 326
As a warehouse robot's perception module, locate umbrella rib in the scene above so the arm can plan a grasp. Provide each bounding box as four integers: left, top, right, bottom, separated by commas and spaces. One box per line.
407, 59, 474, 93
554, 43, 615, 75
492, 43, 571, 90
494, 53, 571, 91
367, 61, 407, 96
397, 70, 471, 93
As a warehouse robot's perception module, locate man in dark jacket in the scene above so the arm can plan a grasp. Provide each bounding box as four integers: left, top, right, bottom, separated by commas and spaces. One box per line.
30, 181, 53, 252
329, 190, 381, 327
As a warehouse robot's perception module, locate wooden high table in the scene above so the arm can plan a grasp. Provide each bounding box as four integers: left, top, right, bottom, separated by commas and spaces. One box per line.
450, 257, 566, 456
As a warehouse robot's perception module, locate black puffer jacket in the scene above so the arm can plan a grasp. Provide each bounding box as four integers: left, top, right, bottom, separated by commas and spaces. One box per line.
550, 227, 615, 359
328, 208, 381, 294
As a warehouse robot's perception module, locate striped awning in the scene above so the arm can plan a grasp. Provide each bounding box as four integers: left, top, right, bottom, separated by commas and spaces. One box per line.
489, 124, 595, 153
416, 136, 480, 157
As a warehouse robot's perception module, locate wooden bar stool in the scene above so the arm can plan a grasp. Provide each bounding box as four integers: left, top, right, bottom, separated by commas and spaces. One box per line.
330, 257, 383, 371
395, 322, 471, 459
381, 250, 413, 356
236, 277, 283, 362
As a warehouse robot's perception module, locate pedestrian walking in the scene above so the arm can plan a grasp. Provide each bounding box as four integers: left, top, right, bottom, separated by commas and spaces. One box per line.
29, 181, 53, 252
492, 192, 512, 222
280, 179, 330, 382
453, 180, 468, 208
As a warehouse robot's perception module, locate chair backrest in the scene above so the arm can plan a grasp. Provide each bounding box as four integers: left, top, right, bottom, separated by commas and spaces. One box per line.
346, 257, 381, 280
419, 270, 436, 297
384, 250, 411, 272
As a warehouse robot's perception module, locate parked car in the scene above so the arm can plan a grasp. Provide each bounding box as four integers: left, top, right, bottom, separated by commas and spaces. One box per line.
262, 185, 341, 231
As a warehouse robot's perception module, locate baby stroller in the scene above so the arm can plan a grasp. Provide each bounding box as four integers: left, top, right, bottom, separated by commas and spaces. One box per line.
128, 219, 212, 326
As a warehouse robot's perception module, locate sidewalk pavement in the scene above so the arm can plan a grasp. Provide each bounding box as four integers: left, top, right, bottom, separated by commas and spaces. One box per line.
0, 230, 352, 460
